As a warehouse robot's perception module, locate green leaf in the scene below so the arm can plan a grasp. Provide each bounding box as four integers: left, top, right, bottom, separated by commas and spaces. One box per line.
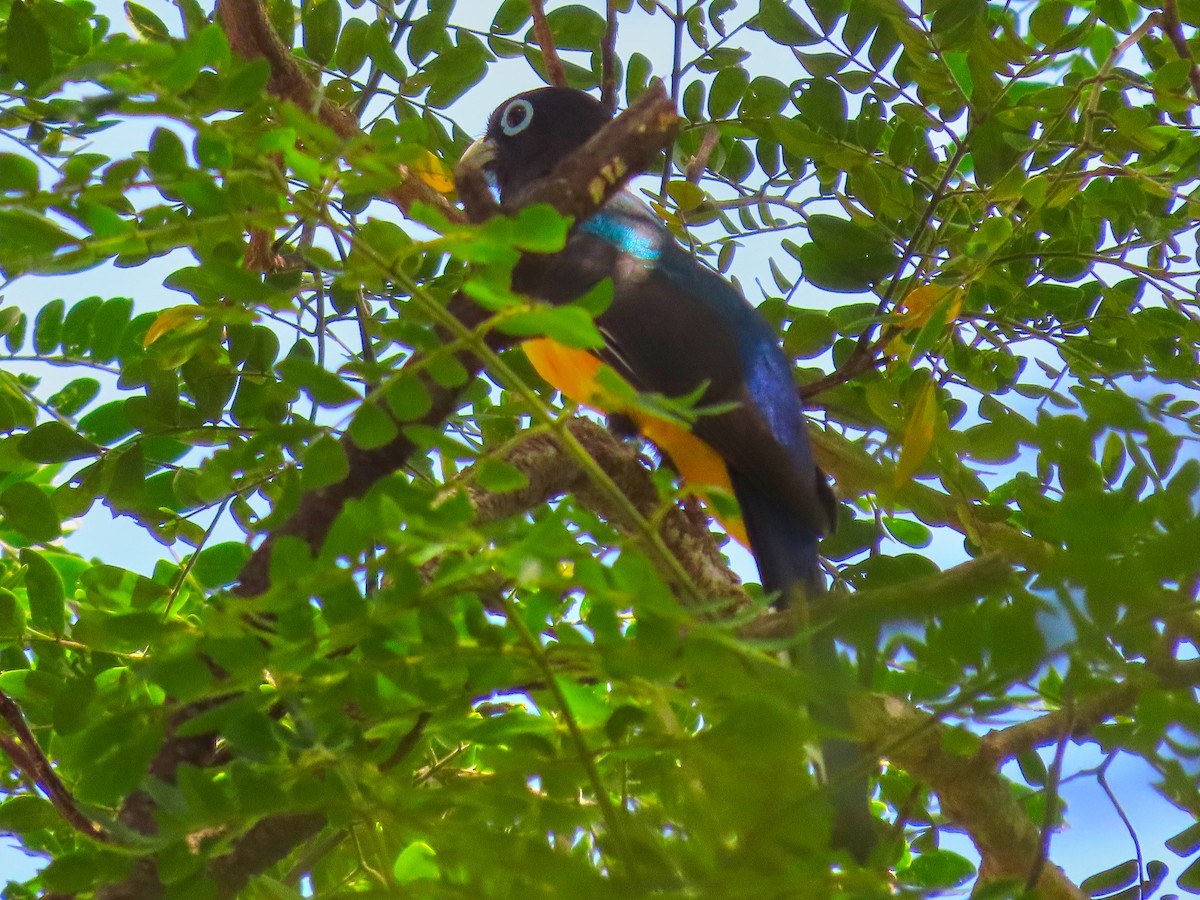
492, 0, 531, 35
47, 378, 101, 417
0, 212, 78, 275
275, 356, 360, 408
0, 795, 57, 832
348, 400, 399, 450
8, 0, 53, 85
34, 301, 65, 357
89, 297, 134, 362
757, 0, 821, 45
541, 4, 606, 51
0, 306, 22, 339
193, 541, 252, 589
303, 0, 341, 66
79, 401, 135, 444
512, 204, 570, 253
1016, 748, 1047, 787
1095, 0, 1131, 32
882, 517, 931, 548
0, 153, 39, 193
1167, 821, 1200, 857
1030, 0, 1070, 43
809, 214, 891, 259
148, 127, 188, 178
1080, 859, 1138, 897
2, 483, 60, 543
5, 311, 26, 352
125, 2, 170, 40
931, 0, 984, 40
0, 588, 25, 640
796, 241, 887, 293
335, 15, 369, 74
795, 80, 847, 136
1180, 855, 1200, 893
21, 547, 66, 631
901, 850, 975, 889
33, 0, 92, 53
61, 295, 102, 354
709, 66, 750, 119
393, 841, 439, 883
386, 376, 431, 421
499, 305, 604, 349
19, 421, 101, 463
474, 458, 529, 493
365, 19, 407, 80
300, 434, 349, 491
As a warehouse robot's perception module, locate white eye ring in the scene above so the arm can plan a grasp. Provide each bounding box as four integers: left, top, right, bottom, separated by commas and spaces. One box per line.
501, 98, 534, 136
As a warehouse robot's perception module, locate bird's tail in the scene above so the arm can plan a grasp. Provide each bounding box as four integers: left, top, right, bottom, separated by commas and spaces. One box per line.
731, 471, 876, 865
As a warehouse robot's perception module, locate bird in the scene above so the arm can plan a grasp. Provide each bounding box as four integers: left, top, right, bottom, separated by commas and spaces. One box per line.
460, 86, 875, 864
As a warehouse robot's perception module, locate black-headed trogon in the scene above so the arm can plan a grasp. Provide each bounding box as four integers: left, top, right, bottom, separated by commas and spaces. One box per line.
462, 87, 875, 863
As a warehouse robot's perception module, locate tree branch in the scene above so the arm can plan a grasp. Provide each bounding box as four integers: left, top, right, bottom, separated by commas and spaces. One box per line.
234, 83, 678, 599
529, 0, 568, 88
808, 428, 1056, 571
857, 695, 1087, 900
211, 814, 326, 900
601, 0, 620, 114
216, 0, 460, 222
0, 690, 108, 843
94, 9, 679, 893
1160, 1, 1200, 102
737, 552, 1015, 642
463, 418, 745, 608
977, 684, 1140, 766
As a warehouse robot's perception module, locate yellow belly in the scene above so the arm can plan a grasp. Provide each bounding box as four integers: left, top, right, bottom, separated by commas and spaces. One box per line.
523, 337, 749, 548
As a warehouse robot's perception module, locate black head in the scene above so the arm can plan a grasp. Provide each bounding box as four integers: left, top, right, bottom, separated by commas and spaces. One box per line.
469, 88, 612, 201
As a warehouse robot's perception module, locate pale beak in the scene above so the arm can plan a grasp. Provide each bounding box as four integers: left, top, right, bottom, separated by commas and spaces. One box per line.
458, 137, 496, 173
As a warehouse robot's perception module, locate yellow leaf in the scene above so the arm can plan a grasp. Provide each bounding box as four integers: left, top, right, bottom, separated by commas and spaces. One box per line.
412, 150, 455, 194
887, 284, 964, 358
898, 284, 943, 325
894, 380, 938, 487
143, 305, 201, 347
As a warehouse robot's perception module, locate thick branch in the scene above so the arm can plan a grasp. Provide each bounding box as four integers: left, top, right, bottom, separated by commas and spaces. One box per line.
858, 695, 1087, 900
978, 684, 1140, 766
211, 814, 325, 899
465, 418, 744, 608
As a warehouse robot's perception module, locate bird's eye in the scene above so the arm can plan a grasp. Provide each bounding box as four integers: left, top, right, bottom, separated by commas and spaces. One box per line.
501, 98, 534, 136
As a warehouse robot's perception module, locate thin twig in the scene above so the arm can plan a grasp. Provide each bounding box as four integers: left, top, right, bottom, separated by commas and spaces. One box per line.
1026, 709, 1071, 892
685, 125, 720, 183
353, 0, 419, 117
1096, 754, 1146, 899
658, 0, 685, 198
529, 0, 568, 87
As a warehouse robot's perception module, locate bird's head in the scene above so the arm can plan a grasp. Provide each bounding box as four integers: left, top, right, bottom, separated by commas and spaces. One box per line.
460, 88, 612, 202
